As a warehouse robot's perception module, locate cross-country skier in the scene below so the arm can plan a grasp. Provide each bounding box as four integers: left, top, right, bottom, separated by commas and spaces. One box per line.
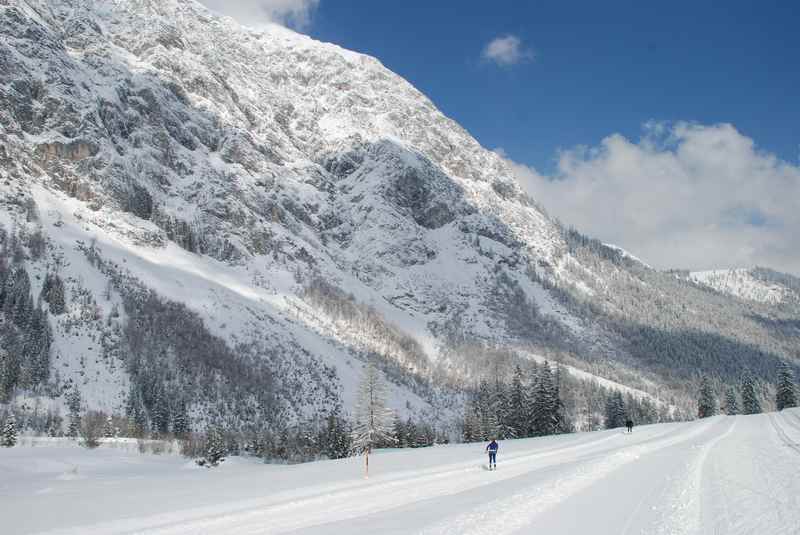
626, 418, 634, 434
486, 439, 499, 470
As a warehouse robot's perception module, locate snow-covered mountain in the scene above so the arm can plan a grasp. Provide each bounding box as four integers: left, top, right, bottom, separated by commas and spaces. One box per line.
1, 0, 798, 435
688, 268, 800, 305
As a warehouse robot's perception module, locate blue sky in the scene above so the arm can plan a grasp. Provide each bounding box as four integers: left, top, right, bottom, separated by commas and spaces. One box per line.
201, 0, 800, 274
306, 1, 799, 173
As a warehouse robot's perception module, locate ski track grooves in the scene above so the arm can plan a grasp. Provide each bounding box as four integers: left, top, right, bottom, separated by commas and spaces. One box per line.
419, 417, 731, 535
35, 426, 682, 535
768, 413, 800, 455
126, 431, 659, 534
780, 411, 800, 434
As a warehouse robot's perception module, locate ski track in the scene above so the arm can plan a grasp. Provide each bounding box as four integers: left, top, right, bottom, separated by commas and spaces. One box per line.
19, 413, 800, 535
768, 413, 800, 455
779, 411, 800, 436
33, 425, 680, 535
417, 417, 727, 535
652, 416, 737, 535
700, 413, 800, 535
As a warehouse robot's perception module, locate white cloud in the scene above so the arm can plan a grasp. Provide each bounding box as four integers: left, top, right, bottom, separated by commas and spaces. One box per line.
503, 123, 800, 275
482, 35, 533, 66
199, 0, 319, 30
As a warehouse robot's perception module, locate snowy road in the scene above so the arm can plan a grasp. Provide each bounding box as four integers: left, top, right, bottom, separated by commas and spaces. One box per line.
3, 410, 800, 534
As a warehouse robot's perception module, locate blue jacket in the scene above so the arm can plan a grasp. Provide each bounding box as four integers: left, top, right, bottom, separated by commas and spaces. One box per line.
486, 441, 498, 452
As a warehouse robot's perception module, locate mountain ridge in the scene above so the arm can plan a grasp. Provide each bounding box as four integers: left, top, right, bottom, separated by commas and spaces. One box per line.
1, 0, 798, 441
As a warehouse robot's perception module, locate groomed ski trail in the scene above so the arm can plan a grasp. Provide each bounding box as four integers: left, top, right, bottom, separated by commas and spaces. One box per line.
699, 411, 800, 535
35, 419, 715, 535
418, 416, 733, 535
12, 411, 800, 535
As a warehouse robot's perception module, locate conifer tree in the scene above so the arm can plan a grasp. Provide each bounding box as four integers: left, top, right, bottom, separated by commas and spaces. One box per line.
172, 400, 190, 438
476, 379, 498, 440
532, 362, 558, 436
351, 362, 395, 477
724, 387, 739, 415
2, 414, 17, 447
41, 272, 66, 315
0, 348, 11, 402
508, 365, 529, 438
407, 419, 422, 447
604, 391, 626, 429
320, 412, 350, 459
67, 387, 82, 438
393, 417, 407, 448
741, 375, 762, 415
776, 363, 797, 411
125, 386, 147, 438
151, 388, 170, 436
697, 376, 716, 418
553, 364, 571, 434
462, 400, 480, 442
103, 415, 117, 438
525, 362, 540, 430
491, 377, 514, 439
198, 427, 226, 467
20, 304, 51, 387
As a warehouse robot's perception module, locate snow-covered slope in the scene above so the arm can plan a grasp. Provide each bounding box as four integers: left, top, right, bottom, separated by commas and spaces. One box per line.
3, 410, 799, 534
2, 0, 799, 433
0, 0, 581, 423
689, 268, 798, 305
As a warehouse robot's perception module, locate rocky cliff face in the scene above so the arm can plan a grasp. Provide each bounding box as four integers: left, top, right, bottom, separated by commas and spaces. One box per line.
1, 0, 798, 431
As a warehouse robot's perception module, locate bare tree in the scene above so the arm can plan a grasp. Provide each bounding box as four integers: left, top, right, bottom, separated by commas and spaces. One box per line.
80, 410, 106, 449
351, 362, 396, 478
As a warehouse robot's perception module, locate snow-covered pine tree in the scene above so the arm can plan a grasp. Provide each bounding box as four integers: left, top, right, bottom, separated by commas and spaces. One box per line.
532, 362, 558, 436
20, 304, 51, 387
393, 417, 408, 448
604, 391, 626, 429
724, 387, 739, 415
67, 387, 81, 438
41, 272, 66, 315
776, 362, 797, 411
741, 375, 762, 415
462, 400, 480, 442
508, 365, 529, 438
320, 412, 350, 459
553, 364, 572, 434
491, 376, 515, 439
476, 379, 499, 440
125, 386, 147, 438
198, 427, 226, 467
151, 388, 170, 436
0, 347, 11, 402
351, 362, 396, 477
415, 421, 434, 448
103, 414, 116, 438
172, 400, 190, 438
2, 414, 17, 447
697, 376, 716, 418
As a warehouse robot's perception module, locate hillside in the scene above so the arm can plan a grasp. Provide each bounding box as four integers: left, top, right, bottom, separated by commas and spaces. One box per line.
1, 0, 799, 444
688, 268, 800, 305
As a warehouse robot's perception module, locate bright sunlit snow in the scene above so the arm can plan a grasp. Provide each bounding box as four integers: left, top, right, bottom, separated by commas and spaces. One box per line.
3, 411, 799, 534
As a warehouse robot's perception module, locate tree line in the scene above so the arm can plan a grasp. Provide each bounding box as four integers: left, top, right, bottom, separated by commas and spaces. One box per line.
695, 363, 798, 418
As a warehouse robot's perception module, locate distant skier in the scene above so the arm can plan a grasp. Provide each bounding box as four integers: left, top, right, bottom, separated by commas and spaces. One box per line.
486, 439, 499, 470
626, 418, 634, 434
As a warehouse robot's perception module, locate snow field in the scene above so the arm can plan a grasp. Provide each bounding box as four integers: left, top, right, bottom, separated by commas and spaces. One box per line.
4, 410, 799, 534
